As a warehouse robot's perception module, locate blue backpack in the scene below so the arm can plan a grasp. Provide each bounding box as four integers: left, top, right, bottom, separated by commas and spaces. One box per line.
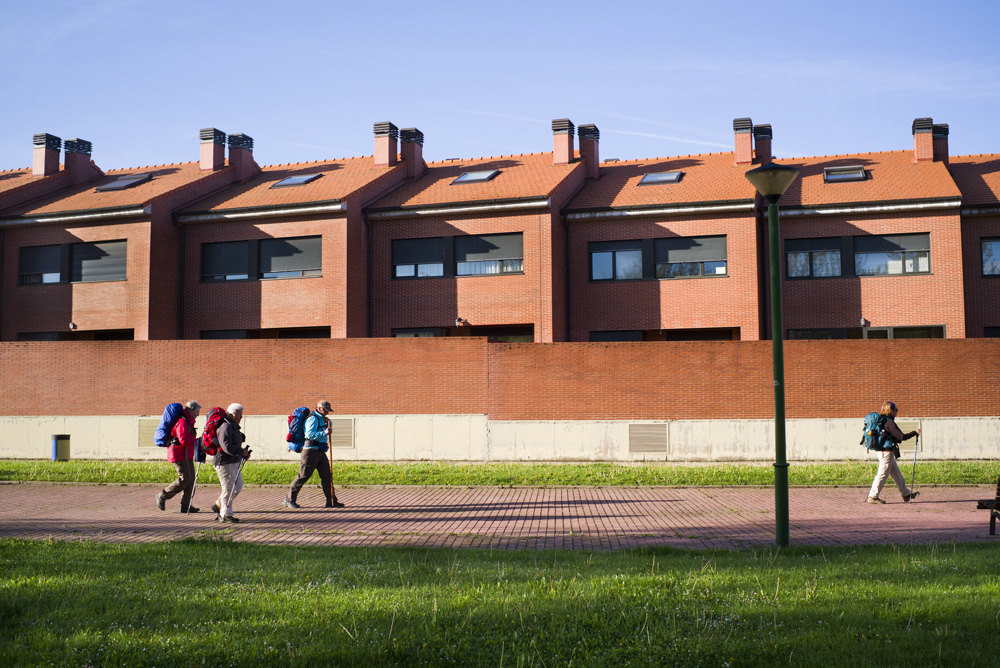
861, 412, 891, 451
286, 407, 311, 453
154, 403, 185, 447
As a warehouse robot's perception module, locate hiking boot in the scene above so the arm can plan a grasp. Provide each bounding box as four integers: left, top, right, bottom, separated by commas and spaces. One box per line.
211, 503, 220, 515
156, 492, 166, 511
283, 498, 300, 509
219, 515, 240, 524
180, 505, 200, 514
902, 491, 920, 503
866, 496, 885, 505
325, 499, 345, 509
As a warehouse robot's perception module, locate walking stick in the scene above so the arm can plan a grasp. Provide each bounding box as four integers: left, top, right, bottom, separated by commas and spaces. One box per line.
224, 450, 250, 512
910, 434, 919, 492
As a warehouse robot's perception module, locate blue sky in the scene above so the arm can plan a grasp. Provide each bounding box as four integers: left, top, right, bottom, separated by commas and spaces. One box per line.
1, 0, 998, 172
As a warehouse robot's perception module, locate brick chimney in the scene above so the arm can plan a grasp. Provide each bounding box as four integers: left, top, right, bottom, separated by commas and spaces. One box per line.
374, 122, 399, 167
227, 133, 258, 183
64, 138, 102, 185
552, 119, 575, 165
400, 128, 425, 179
578, 124, 600, 179
200, 128, 226, 171
32, 133, 62, 177
753, 124, 772, 165
912, 117, 934, 163
733, 118, 753, 165
933, 123, 949, 164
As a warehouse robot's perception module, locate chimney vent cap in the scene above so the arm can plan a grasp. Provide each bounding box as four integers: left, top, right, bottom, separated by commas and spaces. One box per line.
912, 117, 933, 134
33, 133, 62, 150
200, 128, 227, 145
400, 128, 424, 145
64, 138, 92, 155
228, 133, 254, 151
932, 123, 949, 137
552, 118, 575, 134
374, 122, 399, 139
578, 124, 600, 141
752, 124, 772, 139
733, 117, 753, 133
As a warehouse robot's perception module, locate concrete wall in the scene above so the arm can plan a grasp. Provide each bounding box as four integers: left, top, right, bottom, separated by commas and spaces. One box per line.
2, 414, 996, 462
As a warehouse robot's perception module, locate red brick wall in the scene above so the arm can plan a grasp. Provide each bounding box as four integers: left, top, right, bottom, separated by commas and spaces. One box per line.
1, 218, 152, 340
369, 211, 552, 339
1, 338, 995, 419
568, 213, 761, 341
779, 210, 966, 337
961, 214, 1000, 337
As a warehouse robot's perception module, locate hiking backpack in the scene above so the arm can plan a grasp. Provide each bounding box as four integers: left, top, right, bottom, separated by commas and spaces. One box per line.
861, 412, 891, 451
286, 407, 311, 453
199, 407, 227, 457
153, 403, 184, 447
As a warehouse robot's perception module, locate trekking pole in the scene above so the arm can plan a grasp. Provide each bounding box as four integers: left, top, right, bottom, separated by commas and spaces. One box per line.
911, 434, 919, 491
224, 450, 250, 511
185, 438, 203, 515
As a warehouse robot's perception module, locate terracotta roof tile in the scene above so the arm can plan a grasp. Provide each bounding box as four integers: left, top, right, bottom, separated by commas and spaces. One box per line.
947, 154, 1000, 206
0, 168, 35, 195
11, 162, 224, 216
183, 156, 399, 212
567, 152, 756, 210
370, 153, 582, 209
778, 150, 960, 208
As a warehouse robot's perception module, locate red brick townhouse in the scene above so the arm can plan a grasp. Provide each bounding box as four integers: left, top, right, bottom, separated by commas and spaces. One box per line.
0, 130, 238, 340
562, 119, 762, 342
364, 120, 589, 342
776, 118, 965, 339
947, 151, 1000, 338
175, 123, 410, 339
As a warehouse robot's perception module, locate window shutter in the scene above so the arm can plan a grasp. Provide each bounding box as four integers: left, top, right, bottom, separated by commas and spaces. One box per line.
654, 236, 727, 263
202, 241, 249, 277
259, 236, 321, 273
393, 237, 445, 265
854, 233, 929, 253
20, 245, 61, 276
455, 233, 523, 262
71, 240, 126, 282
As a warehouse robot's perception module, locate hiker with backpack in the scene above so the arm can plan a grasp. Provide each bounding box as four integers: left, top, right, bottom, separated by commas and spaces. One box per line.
211, 403, 251, 523
865, 401, 921, 505
283, 400, 344, 510
155, 400, 201, 513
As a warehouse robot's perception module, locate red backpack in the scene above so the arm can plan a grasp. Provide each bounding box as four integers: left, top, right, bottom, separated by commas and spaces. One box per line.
200, 407, 227, 456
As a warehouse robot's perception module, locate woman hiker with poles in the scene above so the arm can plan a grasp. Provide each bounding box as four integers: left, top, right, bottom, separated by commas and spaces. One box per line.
211, 403, 251, 523
866, 401, 921, 504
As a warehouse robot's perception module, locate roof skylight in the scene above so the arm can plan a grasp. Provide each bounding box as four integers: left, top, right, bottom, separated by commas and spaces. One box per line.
95, 173, 152, 192
639, 171, 683, 185
271, 173, 323, 188
823, 166, 866, 183
452, 169, 500, 184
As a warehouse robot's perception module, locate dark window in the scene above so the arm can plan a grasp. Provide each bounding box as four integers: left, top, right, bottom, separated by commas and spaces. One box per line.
17, 332, 60, 341
201, 330, 250, 339
455, 233, 523, 276
985, 327, 1000, 338
271, 174, 322, 188
590, 240, 642, 281
639, 171, 683, 185
590, 330, 643, 342
787, 328, 863, 340
823, 166, 866, 183
259, 236, 322, 279
20, 245, 62, 284
95, 173, 152, 191
393, 237, 445, 278
452, 170, 500, 184
70, 240, 127, 283
854, 233, 930, 276
393, 328, 443, 338
786, 238, 842, 278
654, 236, 727, 278
202, 241, 250, 281
982, 238, 1000, 276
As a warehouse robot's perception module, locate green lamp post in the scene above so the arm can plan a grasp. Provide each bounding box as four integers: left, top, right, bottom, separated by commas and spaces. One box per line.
745, 161, 799, 548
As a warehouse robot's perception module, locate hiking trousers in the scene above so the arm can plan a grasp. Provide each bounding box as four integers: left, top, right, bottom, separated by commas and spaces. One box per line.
288, 449, 335, 504
162, 460, 195, 507
868, 449, 911, 500
214, 462, 243, 518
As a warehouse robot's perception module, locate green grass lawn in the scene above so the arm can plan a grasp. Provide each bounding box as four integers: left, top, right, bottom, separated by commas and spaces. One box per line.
1, 538, 998, 668
1, 459, 998, 487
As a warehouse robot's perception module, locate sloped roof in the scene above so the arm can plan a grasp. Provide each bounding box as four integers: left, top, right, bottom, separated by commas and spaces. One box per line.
0, 168, 36, 196
182, 156, 399, 212
8, 162, 228, 217
777, 150, 960, 208
947, 154, 1000, 207
566, 152, 756, 211
369, 152, 582, 209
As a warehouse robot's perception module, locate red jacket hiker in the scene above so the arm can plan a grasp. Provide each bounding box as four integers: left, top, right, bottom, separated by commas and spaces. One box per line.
166, 409, 197, 463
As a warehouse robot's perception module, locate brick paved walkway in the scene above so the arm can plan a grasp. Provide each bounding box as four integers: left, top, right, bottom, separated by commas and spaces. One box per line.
0, 482, 995, 550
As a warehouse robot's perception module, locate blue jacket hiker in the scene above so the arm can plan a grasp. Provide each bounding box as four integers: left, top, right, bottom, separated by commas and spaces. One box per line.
283, 400, 344, 510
